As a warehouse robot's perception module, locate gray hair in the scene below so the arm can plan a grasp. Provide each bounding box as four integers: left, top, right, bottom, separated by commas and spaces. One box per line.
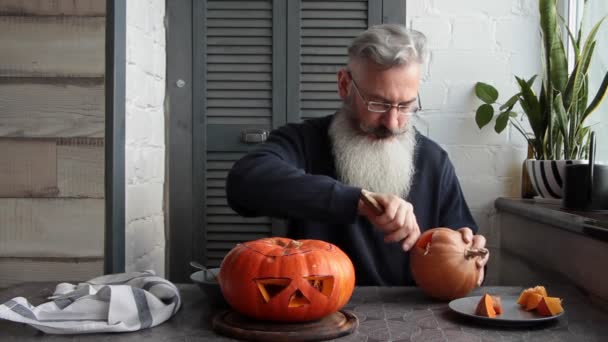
348, 24, 428, 68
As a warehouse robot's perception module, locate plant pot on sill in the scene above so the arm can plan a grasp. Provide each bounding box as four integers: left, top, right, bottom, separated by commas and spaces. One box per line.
525, 159, 587, 199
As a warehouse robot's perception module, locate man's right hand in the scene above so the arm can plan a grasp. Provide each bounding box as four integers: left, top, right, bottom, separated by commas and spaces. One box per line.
358, 190, 421, 251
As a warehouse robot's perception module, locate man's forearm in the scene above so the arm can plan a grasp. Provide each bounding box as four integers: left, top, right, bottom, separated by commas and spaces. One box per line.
226, 153, 361, 224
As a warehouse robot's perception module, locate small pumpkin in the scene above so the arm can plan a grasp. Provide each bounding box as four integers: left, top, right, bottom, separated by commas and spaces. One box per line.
410, 227, 488, 300
218, 237, 355, 322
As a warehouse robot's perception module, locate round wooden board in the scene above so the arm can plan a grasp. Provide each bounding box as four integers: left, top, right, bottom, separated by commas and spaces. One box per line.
211, 309, 358, 342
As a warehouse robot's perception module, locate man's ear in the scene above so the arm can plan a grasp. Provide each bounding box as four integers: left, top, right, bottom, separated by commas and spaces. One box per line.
337, 68, 350, 101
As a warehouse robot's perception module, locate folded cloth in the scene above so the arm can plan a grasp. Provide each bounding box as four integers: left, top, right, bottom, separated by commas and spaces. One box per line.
0, 270, 181, 334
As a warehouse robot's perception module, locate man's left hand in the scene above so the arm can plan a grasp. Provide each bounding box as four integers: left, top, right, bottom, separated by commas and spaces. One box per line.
457, 227, 490, 286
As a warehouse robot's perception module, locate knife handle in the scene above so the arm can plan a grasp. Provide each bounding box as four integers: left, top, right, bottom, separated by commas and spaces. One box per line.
360, 190, 384, 216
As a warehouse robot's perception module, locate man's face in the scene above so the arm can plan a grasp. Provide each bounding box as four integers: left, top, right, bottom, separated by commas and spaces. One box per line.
330, 59, 420, 197
337, 60, 421, 140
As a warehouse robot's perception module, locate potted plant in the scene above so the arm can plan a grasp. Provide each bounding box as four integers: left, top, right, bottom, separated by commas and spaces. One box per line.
474, 0, 607, 199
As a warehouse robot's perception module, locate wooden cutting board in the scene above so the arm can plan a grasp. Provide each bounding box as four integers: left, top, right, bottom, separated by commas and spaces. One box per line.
211, 309, 358, 342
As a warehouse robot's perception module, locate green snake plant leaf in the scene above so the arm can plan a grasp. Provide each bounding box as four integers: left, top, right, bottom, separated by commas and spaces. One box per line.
559, 13, 580, 57
553, 94, 570, 158
475, 82, 499, 104
494, 111, 511, 133
476, 104, 494, 129
539, 0, 568, 93
583, 71, 608, 120
566, 16, 606, 110
516, 76, 543, 138
499, 75, 536, 111
577, 126, 591, 159
553, 131, 563, 160
527, 74, 539, 87
576, 0, 588, 51
539, 80, 548, 120
579, 75, 589, 119
569, 41, 596, 112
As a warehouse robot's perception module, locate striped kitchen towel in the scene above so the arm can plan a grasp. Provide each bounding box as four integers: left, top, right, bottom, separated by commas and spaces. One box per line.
0, 270, 181, 334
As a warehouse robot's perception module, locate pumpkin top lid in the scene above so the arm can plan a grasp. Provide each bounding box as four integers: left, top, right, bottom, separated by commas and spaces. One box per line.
242, 237, 334, 257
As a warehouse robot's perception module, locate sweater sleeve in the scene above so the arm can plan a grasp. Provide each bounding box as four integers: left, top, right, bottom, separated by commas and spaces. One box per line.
437, 157, 479, 233
225, 123, 362, 224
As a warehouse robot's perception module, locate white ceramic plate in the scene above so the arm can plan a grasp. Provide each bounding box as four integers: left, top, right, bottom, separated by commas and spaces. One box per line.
448, 295, 564, 327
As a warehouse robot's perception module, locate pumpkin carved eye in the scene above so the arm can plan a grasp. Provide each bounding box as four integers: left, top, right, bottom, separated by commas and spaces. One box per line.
254, 278, 291, 303
304, 276, 334, 297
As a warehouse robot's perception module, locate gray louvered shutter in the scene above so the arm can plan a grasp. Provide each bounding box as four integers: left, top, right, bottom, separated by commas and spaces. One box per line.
287, 0, 382, 122
198, 0, 403, 268
201, 0, 287, 267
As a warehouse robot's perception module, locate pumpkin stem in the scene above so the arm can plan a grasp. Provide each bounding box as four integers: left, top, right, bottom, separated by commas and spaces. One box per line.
464, 247, 489, 259
286, 240, 303, 249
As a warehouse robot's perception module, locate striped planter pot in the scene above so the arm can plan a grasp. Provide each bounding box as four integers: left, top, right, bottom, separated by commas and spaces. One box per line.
525, 159, 587, 199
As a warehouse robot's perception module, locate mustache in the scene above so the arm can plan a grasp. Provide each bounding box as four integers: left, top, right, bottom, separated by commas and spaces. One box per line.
360, 124, 407, 139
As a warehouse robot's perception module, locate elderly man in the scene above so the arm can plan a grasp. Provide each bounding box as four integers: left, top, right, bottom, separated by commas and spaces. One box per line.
226, 24, 489, 286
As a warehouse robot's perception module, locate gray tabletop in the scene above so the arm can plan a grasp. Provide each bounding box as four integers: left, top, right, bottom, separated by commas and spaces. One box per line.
1, 281, 607, 342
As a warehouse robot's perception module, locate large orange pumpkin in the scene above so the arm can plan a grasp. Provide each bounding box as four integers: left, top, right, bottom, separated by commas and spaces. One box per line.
218, 237, 355, 322
410, 228, 488, 301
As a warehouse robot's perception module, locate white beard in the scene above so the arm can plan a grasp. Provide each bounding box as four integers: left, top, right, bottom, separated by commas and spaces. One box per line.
329, 108, 417, 198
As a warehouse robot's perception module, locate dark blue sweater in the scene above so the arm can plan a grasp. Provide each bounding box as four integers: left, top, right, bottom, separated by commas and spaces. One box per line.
226, 115, 478, 286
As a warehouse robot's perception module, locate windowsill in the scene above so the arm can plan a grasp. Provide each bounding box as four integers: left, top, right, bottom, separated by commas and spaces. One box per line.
494, 197, 608, 242
494, 197, 608, 307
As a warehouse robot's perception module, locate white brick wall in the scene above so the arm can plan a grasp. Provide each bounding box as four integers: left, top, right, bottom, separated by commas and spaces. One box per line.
410, 0, 542, 247
125, 0, 166, 276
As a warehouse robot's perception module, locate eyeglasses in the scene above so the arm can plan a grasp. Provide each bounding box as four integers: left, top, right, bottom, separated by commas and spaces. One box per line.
347, 71, 422, 115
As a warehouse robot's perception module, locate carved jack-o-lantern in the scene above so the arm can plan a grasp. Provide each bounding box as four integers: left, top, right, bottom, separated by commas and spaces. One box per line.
218, 237, 355, 322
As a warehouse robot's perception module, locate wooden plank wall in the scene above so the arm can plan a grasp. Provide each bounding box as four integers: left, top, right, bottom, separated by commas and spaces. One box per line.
0, 0, 106, 288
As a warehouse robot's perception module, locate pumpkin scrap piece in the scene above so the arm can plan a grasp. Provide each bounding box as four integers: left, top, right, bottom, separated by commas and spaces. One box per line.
536, 296, 564, 316
491, 296, 503, 315
524, 293, 544, 311
475, 293, 501, 318
517, 285, 548, 307
516, 285, 564, 316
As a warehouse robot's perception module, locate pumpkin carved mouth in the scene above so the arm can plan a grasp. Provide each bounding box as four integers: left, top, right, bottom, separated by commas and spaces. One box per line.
254, 276, 335, 306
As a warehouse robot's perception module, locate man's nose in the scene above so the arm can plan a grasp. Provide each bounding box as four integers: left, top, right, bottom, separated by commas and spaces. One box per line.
382, 107, 401, 131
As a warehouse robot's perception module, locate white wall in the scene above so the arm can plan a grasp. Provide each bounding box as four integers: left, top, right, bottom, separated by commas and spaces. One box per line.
409, 0, 543, 248
125, 0, 166, 276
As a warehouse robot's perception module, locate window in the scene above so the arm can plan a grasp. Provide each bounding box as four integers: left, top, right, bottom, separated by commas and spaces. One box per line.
566, 0, 608, 162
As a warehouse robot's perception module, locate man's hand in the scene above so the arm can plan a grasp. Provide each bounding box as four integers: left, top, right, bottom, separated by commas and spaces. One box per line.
358, 190, 420, 251
457, 227, 490, 286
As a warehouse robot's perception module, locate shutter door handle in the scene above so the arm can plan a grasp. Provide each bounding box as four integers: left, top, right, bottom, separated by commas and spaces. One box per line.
241, 128, 269, 144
